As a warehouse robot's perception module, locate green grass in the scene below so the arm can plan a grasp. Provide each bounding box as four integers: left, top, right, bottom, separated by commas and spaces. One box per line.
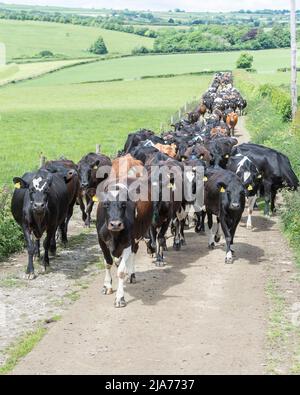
0, 74, 209, 185
0, 19, 154, 61
21, 48, 297, 87
0, 327, 47, 375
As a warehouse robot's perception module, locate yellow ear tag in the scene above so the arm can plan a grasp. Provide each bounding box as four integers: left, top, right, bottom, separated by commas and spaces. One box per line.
93, 166, 98, 170
200, 155, 204, 160
168, 183, 176, 191
247, 185, 253, 191
15, 182, 21, 189
225, 154, 230, 159
203, 176, 208, 182
257, 174, 262, 179
92, 196, 99, 203
220, 187, 226, 193
182, 158, 186, 162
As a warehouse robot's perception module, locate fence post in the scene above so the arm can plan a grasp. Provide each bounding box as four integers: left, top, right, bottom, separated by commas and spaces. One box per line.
39, 154, 46, 168
171, 116, 174, 125
96, 144, 101, 154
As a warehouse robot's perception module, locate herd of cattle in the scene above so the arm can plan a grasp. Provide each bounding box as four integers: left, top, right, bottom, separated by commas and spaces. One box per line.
11, 72, 299, 308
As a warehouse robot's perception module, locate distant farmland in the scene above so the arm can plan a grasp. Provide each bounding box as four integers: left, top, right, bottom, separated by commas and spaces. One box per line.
22, 48, 296, 87
0, 19, 154, 61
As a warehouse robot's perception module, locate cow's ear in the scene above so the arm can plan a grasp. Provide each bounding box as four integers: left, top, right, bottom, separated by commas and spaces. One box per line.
217, 182, 227, 193
46, 173, 54, 187
13, 177, 28, 189
93, 160, 100, 170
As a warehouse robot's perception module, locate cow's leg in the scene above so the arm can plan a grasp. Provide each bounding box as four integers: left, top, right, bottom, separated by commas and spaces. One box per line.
99, 239, 113, 295
247, 195, 257, 229
42, 229, 56, 272
263, 181, 272, 217
59, 220, 68, 247
173, 218, 181, 251
207, 212, 215, 249
78, 195, 87, 223
63, 200, 76, 245
35, 239, 41, 259
271, 189, 277, 214
180, 219, 186, 246
156, 220, 170, 267
49, 235, 57, 256
220, 216, 233, 264
214, 217, 221, 243
195, 210, 206, 233
23, 226, 36, 280
85, 197, 94, 227
115, 246, 132, 308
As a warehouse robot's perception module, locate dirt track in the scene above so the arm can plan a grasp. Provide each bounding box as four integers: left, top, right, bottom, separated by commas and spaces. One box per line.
5, 120, 300, 375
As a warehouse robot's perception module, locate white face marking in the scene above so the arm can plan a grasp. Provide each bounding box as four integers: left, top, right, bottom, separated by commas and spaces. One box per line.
243, 171, 251, 183
110, 190, 120, 198
32, 177, 47, 192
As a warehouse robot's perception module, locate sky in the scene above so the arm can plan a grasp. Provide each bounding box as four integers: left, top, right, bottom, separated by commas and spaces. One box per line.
0, 0, 299, 12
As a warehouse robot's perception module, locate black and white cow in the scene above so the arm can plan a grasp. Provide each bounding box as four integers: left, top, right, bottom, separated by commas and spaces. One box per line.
227, 153, 262, 229
232, 143, 299, 216
11, 169, 70, 278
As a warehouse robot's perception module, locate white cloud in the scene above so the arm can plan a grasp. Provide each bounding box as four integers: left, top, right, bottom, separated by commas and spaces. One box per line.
1, 0, 299, 12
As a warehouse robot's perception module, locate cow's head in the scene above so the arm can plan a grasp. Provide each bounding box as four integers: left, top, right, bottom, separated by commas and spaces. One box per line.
219, 179, 245, 211
13, 170, 53, 217
78, 159, 100, 189
101, 187, 133, 233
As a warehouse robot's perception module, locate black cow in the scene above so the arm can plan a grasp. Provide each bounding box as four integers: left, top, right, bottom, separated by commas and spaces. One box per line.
123, 129, 164, 154
96, 176, 153, 308
205, 137, 238, 168
204, 168, 246, 263
232, 143, 299, 216
44, 159, 80, 244
11, 169, 70, 278
77, 153, 111, 226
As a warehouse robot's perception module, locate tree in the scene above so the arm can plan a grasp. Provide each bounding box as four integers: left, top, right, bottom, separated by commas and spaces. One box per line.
236, 52, 254, 69
290, 0, 297, 119
89, 36, 108, 55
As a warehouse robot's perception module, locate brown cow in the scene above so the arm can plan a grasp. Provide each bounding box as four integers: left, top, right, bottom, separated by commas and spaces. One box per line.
226, 112, 238, 136
154, 143, 177, 158
111, 154, 144, 179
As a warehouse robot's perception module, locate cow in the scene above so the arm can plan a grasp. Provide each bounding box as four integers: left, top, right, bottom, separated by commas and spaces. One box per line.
205, 137, 238, 168
232, 143, 299, 216
123, 129, 164, 154
227, 153, 262, 229
77, 153, 111, 226
44, 159, 80, 244
204, 168, 246, 263
96, 168, 153, 308
226, 112, 239, 136
11, 169, 70, 279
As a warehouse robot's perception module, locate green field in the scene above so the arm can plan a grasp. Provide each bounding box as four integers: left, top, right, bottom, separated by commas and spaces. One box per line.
20, 48, 297, 87
0, 19, 154, 60
0, 75, 210, 185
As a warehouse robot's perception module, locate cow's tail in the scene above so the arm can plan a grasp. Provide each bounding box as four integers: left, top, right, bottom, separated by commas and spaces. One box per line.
280, 155, 299, 190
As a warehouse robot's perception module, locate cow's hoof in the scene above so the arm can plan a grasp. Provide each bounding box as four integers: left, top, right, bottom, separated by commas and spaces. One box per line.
225, 257, 233, 264
102, 286, 113, 295
26, 272, 36, 280
181, 239, 186, 246
115, 297, 127, 308
155, 260, 165, 268
214, 235, 221, 243
173, 243, 181, 251
208, 243, 215, 250
130, 274, 136, 284
40, 265, 48, 274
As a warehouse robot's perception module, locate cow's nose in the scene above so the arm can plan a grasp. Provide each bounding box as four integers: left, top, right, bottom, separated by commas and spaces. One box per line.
81, 182, 88, 188
231, 203, 240, 209
33, 202, 45, 210
109, 221, 123, 231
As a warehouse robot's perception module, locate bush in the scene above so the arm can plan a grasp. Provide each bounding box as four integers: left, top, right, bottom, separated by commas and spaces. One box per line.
236, 53, 254, 69
89, 36, 108, 55
131, 46, 150, 55
38, 50, 54, 58
0, 188, 23, 261
259, 84, 292, 121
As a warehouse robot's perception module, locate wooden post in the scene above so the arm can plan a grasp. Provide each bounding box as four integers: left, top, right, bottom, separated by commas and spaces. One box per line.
96, 144, 101, 154
171, 116, 174, 124
39, 154, 46, 168
291, 0, 298, 119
